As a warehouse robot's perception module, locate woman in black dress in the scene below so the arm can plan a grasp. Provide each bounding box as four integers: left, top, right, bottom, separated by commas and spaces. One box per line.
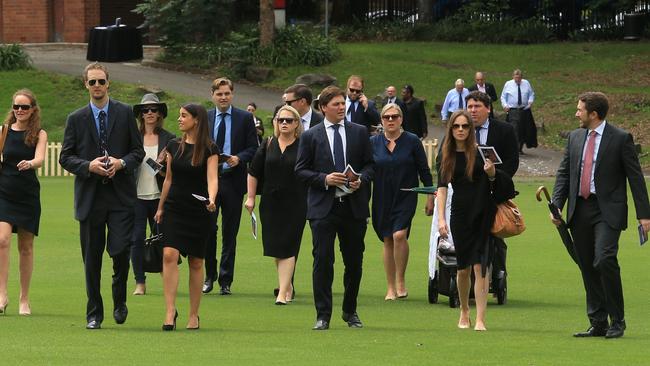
370, 103, 433, 301
130, 93, 175, 296
247, 102, 265, 145
0, 89, 48, 316
436, 110, 503, 331
155, 104, 219, 330
245, 105, 306, 305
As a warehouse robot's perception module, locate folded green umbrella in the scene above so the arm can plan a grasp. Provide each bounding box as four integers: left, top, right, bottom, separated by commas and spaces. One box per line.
400, 186, 437, 194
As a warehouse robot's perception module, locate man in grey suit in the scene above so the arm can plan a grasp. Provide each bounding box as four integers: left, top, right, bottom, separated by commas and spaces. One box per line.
551, 92, 650, 339
60, 63, 144, 329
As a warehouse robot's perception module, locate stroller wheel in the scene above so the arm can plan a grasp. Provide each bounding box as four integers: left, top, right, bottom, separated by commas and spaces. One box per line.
428, 275, 439, 304
496, 275, 507, 305
449, 276, 460, 308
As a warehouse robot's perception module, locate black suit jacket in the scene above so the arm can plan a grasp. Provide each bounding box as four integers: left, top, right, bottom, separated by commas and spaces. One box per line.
403, 97, 428, 138
552, 123, 650, 230
347, 98, 380, 132
485, 118, 519, 177
207, 106, 258, 196
60, 99, 145, 221
382, 97, 408, 118
295, 121, 374, 220
309, 109, 324, 128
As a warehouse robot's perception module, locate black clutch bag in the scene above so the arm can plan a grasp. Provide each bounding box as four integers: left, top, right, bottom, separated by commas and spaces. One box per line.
143, 229, 164, 273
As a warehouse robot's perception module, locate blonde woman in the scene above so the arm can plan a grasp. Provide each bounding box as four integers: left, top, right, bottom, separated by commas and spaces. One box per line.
245, 106, 306, 305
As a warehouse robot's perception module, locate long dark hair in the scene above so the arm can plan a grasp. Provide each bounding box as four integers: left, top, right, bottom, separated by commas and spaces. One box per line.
439, 110, 476, 183
176, 103, 213, 166
3, 89, 41, 147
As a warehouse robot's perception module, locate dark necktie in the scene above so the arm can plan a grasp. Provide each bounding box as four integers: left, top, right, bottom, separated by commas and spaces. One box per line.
517, 84, 522, 107
216, 113, 226, 151
580, 131, 597, 199
458, 91, 463, 109
332, 124, 345, 172
98, 110, 107, 154
475, 126, 482, 145
348, 102, 356, 123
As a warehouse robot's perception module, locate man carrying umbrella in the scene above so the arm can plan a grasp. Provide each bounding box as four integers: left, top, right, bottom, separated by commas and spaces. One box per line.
551, 92, 650, 339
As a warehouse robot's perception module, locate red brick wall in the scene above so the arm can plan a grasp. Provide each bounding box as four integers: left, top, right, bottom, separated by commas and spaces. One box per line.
1, 0, 50, 42
62, 0, 100, 42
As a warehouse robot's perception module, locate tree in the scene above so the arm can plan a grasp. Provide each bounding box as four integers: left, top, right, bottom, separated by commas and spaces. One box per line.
259, 0, 275, 47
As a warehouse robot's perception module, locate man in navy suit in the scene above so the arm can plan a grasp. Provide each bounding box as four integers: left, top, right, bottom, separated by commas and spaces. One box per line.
203, 78, 258, 295
345, 75, 380, 133
60, 62, 144, 329
295, 86, 374, 330
283, 84, 324, 132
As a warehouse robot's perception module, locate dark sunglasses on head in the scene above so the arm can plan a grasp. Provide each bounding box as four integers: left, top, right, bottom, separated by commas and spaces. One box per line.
452, 123, 470, 130
381, 114, 401, 121
348, 88, 363, 94
88, 79, 107, 86
12, 104, 31, 111
277, 117, 295, 124
142, 107, 159, 114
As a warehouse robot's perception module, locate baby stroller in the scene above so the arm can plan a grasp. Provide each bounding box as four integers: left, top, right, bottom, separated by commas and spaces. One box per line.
427, 185, 507, 307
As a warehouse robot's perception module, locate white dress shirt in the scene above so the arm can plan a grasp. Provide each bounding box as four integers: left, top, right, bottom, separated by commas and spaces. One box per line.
580, 120, 606, 195
500, 79, 535, 109
323, 119, 347, 165
476, 119, 490, 145
301, 108, 313, 132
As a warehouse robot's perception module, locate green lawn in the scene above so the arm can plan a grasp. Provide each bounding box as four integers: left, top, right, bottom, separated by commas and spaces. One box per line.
2, 177, 650, 365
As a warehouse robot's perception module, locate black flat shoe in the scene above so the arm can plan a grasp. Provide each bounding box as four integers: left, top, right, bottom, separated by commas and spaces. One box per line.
162, 310, 178, 331
605, 321, 626, 339
312, 319, 329, 330
219, 285, 232, 295
342, 312, 363, 328
573, 326, 607, 337
113, 304, 128, 324
187, 316, 200, 330
202, 278, 215, 294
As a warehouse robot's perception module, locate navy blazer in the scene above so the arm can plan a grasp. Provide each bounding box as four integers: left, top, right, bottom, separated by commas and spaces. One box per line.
552, 123, 650, 230
349, 99, 380, 132
60, 99, 145, 221
207, 106, 258, 195
309, 109, 324, 128
295, 121, 374, 220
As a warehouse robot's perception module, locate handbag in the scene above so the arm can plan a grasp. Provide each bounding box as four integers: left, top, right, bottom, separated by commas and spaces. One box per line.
0, 124, 9, 170
491, 199, 526, 238
143, 226, 164, 273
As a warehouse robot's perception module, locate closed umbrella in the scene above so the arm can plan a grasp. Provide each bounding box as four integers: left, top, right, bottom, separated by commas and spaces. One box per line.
536, 186, 578, 264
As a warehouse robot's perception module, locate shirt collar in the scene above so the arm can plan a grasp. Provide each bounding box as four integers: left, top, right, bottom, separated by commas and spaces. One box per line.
590, 120, 607, 136
324, 119, 343, 128
90, 100, 109, 118
478, 119, 490, 130
302, 108, 313, 123
218, 105, 232, 116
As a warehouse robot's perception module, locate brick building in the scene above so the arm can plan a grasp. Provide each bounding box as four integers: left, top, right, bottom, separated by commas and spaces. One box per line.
0, 0, 143, 43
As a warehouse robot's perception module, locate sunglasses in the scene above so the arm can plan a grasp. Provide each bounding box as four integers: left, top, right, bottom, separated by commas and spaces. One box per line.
284, 98, 300, 105
88, 79, 107, 86
277, 118, 295, 124
381, 114, 401, 121
348, 88, 363, 94
452, 123, 471, 130
142, 107, 159, 114
12, 104, 32, 111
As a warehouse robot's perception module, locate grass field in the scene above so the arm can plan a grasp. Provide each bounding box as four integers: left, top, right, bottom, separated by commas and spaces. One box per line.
2, 177, 650, 365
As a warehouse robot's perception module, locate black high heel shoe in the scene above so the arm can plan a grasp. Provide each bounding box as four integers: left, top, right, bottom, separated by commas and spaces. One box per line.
187, 316, 200, 330
0, 301, 7, 315
162, 310, 178, 331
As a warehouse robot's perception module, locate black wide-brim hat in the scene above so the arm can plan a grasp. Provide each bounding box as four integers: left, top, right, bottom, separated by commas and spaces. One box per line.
133, 93, 168, 118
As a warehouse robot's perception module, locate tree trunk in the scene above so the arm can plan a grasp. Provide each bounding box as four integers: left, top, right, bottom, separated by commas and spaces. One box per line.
417, 0, 433, 23
259, 0, 275, 47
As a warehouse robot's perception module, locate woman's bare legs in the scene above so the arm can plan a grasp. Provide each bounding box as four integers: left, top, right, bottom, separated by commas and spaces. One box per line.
16, 229, 34, 315
382, 237, 397, 300
276, 257, 295, 303
187, 256, 203, 328
162, 247, 179, 325
0, 222, 13, 311
456, 267, 471, 328
473, 263, 489, 331
392, 229, 409, 297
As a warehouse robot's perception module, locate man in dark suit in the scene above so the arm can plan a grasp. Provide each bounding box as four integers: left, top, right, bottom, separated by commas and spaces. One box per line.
552, 92, 650, 339
345, 75, 380, 133
466, 91, 519, 294
401, 85, 428, 139
468, 72, 498, 119
203, 78, 258, 295
283, 84, 324, 132
60, 62, 144, 330
382, 85, 408, 121
295, 86, 374, 330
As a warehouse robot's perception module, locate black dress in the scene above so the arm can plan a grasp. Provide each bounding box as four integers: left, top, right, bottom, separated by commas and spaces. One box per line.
162, 139, 219, 258
438, 152, 495, 270
370, 132, 433, 241
0, 129, 41, 235
249, 137, 306, 258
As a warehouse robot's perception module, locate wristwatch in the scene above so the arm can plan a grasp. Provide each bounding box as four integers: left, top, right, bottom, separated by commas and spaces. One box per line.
120, 159, 126, 169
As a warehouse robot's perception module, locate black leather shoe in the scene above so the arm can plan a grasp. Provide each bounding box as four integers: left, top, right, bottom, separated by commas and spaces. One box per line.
113, 304, 128, 324
162, 310, 178, 331
342, 312, 363, 328
219, 285, 232, 295
202, 278, 215, 294
605, 321, 626, 339
312, 319, 329, 330
86, 320, 101, 330
573, 326, 607, 337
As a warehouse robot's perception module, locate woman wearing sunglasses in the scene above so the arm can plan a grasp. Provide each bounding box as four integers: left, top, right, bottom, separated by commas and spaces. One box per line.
436, 110, 513, 331
370, 103, 433, 301
129, 94, 175, 295
0, 89, 48, 316
245, 105, 306, 305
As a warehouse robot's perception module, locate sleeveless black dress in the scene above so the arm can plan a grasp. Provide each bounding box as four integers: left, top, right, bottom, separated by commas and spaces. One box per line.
0, 128, 41, 235
162, 139, 219, 258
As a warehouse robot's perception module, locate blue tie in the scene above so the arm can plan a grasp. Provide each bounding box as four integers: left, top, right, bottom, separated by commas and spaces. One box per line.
475, 126, 482, 145
332, 123, 345, 172
98, 110, 108, 155
216, 113, 226, 151
458, 91, 463, 109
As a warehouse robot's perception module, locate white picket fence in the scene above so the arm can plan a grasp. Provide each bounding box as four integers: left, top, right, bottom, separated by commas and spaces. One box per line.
37, 139, 439, 177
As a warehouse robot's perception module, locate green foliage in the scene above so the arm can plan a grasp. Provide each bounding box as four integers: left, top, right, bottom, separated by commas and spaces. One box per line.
0, 44, 32, 71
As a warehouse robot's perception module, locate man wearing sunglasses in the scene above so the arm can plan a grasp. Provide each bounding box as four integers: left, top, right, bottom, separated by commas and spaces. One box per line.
60, 62, 145, 330
345, 75, 380, 134
203, 78, 258, 296
283, 84, 324, 132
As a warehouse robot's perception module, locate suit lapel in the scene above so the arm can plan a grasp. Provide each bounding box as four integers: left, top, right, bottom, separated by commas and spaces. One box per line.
344, 121, 352, 168
594, 123, 611, 173
319, 123, 335, 169
574, 129, 588, 177
207, 109, 216, 140
85, 105, 100, 147
106, 100, 117, 139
